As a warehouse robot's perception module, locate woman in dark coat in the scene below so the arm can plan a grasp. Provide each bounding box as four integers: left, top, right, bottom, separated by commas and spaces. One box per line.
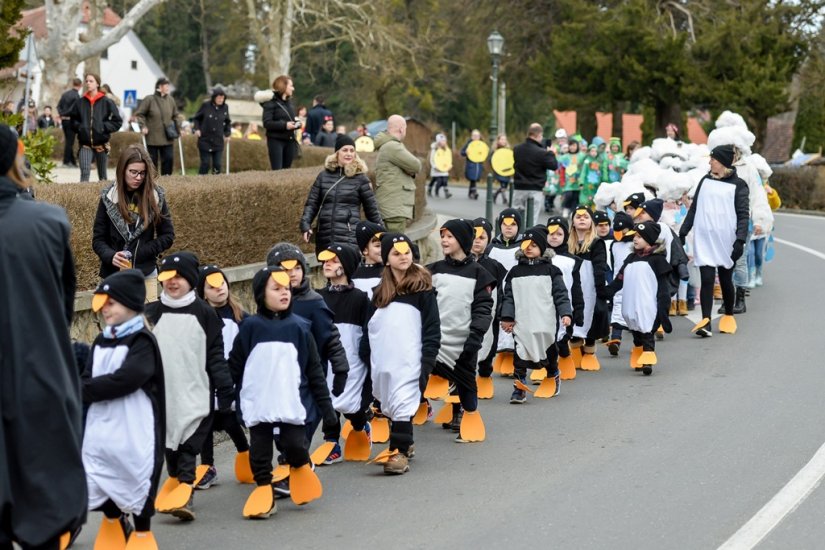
254, 74, 299, 170
300, 134, 383, 255
92, 144, 175, 301
193, 87, 231, 174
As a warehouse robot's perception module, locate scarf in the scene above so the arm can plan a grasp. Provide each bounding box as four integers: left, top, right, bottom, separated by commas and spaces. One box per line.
160, 290, 197, 309
103, 314, 145, 340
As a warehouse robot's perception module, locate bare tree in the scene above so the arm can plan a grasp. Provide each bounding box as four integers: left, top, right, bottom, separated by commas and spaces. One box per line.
38, 0, 166, 105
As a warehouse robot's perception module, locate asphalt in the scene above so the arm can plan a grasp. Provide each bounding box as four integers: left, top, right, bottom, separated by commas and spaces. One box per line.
72, 202, 825, 549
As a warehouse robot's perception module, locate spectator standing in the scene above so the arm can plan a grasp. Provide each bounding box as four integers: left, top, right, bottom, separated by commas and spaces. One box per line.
193, 87, 231, 175
460, 129, 484, 200
254, 74, 299, 170
306, 94, 333, 142
37, 105, 57, 130
134, 77, 181, 176
374, 114, 422, 233
244, 122, 263, 140
296, 105, 308, 141
68, 73, 123, 182
513, 123, 558, 225
314, 119, 337, 148
57, 78, 82, 166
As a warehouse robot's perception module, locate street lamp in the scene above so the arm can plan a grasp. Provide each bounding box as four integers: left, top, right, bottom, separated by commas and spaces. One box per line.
486, 30, 504, 223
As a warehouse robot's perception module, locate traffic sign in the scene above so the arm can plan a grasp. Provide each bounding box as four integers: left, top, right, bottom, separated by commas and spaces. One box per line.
124, 90, 137, 109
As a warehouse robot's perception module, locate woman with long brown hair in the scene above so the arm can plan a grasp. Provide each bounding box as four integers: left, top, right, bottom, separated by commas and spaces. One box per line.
254, 74, 299, 170
362, 233, 440, 475
92, 144, 175, 301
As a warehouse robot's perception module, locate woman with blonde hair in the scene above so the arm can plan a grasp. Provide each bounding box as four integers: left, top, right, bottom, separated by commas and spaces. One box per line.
92, 144, 175, 301
254, 74, 299, 170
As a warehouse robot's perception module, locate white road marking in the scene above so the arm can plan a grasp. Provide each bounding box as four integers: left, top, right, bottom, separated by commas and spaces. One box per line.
717, 236, 825, 550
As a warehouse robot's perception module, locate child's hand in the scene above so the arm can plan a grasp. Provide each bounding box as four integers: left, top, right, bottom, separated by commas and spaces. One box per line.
561, 316, 572, 327
501, 321, 514, 333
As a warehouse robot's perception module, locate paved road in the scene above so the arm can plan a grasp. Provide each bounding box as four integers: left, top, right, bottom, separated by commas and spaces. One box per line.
73, 207, 825, 549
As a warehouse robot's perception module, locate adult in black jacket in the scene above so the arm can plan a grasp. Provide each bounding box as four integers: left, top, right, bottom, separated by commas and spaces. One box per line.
254, 75, 299, 170
300, 134, 383, 255
0, 125, 87, 549
306, 94, 333, 142
57, 78, 82, 166
68, 73, 122, 182
92, 145, 175, 300
193, 87, 231, 175
513, 123, 557, 225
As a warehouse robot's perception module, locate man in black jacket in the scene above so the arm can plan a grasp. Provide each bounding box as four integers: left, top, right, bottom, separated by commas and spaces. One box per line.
513, 123, 557, 226
193, 88, 232, 175
306, 95, 333, 142
57, 78, 82, 166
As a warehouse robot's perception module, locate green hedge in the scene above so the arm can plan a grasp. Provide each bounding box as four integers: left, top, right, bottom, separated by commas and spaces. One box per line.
770, 166, 825, 211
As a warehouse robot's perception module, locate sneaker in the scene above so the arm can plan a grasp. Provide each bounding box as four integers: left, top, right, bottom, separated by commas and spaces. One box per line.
322, 442, 343, 465
195, 465, 217, 489
450, 409, 463, 433
405, 444, 415, 459
169, 495, 195, 522
455, 434, 471, 443
695, 326, 712, 338
510, 389, 527, 404
642, 365, 653, 376
607, 342, 620, 356
273, 478, 290, 499
383, 452, 409, 475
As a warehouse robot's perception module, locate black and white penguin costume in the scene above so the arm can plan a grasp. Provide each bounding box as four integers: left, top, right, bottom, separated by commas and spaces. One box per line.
609, 213, 635, 331
569, 207, 610, 345
547, 216, 586, 344
634, 199, 689, 294
428, 219, 494, 416
593, 210, 614, 282
352, 220, 386, 299
144, 252, 234, 495
500, 227, 572, 382
83, 270, 165, 543
472, 218, 507, 379
486, 208, 523, 354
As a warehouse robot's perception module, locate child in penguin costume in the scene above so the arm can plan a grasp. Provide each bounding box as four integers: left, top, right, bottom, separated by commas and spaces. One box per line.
605, 212, 636, 357
623, 192, 646, 217
352, 220, 386, 299
229, 266, 331, 518
195, 265, 251, 487
317, 243, 374, 463
266, 243, 349, 467
360, 233, 441, 474
678, 145, 749, 337
606, 222, 673, 375
500, 226, 573, 404
546, 216, 586, 380
486, 208, 523, 374
471, 217, 507, 398
83, 270, 164, 549
427, 219, 494, 441
145, 251, 234, 521
593, 210, 613, 282
568, 206, 610, 370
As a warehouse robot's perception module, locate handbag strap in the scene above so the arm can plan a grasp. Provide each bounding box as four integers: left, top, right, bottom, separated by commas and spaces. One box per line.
319, 175, 346, 212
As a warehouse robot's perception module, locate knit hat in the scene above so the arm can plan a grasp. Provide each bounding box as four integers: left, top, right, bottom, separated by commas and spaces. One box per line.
592, 210, 610, 226
380, 233, 413, 264
252, 265, 292, 314
0, 125, 18, 175
197, 264, 229, 299
440, 218, 475, 255
635, 198, 664, 222
355, 221, 385, 251
520, 226, 548, 255
266, 242, 308, 275
92, 269, 146, 313
334, 134, 355, 152
587, 144, 598, 153
710, 144, 736, 169
623, 192, 646, 209
318, 243, 361, 280
554, 128, 568, 139
546, 215, 569, 241
157, 251, 200, 289
572, 204, 594, 220
473, 217, 493, 240
628, 222, 661, 246
497, 208, 522, 232
611, 211, 634, 240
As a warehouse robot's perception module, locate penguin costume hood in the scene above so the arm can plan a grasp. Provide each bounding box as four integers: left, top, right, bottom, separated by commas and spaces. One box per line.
473, 217, 494, 242
318, 243, 361, 281
612, 211, 635, 241
380, 233, 413, 264
635, 198, 664, 222
623, 192, 646, 211
267, 242, 308, 275
197, 264, 229, 299
253, 265, 293, 317
355, 220, 385, 252
520, 226, 549, 256
440, 218, 475, 256
157, 251, 200, 289
92, 269, 146, 313
495, 208, 523, 238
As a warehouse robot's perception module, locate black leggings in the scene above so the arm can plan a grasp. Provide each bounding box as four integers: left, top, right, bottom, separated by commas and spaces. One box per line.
267, 138, 295, 170
200, 411, 249, 466
98, 499, 151, 531
700, 265, 734, 318
250, 422, 308, 486
434, 357, 478, 413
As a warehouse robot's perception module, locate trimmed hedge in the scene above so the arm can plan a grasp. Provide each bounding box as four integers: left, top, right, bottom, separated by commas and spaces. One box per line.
770, 166, 825, 211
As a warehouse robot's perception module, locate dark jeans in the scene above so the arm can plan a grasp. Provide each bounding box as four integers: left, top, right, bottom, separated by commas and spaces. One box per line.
165, 416, 211, 483
62, 123, 77, 164
200, 410, 249, 465
198, 149, 223, 175
148, 144, 174, 176
267, 138, 295, 170
700, 265, 734, 318
428, 176, 449, 195
250, 422, 309, 486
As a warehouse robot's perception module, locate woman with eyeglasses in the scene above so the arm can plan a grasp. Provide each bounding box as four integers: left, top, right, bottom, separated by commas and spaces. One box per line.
93, 144, 175, 301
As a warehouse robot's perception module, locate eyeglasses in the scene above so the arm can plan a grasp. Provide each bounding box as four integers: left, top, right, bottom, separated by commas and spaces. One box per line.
127, 169, 147, 178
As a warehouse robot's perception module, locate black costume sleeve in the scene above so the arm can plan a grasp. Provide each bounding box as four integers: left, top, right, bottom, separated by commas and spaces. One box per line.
463, 272, 494, 355
420, 291, 441, 371
304, 334, 335, 423
324, 320, 350, 377
358, 175, 384, 225
653, 256, 674, 333
228, 324, 251, 386
137, 200, 175, 264
591, 240, 609, 300
204, 307, 234, 411
571, 261, 585, 326
550, 266, 573, 318
92, 199, 118, 268
299, 174, 323, 233
734, 179, 750, 242
500, 271, 515, 322
62, 225, 76, 325
359, 302, 375, 366
668, 227, 689, 280
82, 335, 157, 403
606, 264, 625, 297
679, 179, 703, 240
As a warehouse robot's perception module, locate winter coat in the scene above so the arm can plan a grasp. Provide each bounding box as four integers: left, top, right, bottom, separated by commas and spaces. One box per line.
314, 130, 337, 148
374, 131, 422, 220
57, 87, 80, 118
255, 90, 297, 142
0, 176, 87, 547
134, 92, 180, 147
513, 137, 557, 192
300, 154, 383, 254
306, 103, 333, 141
461, 139, 484, 182
69, 91, 122, 148
193, 92, 231, 152
92, 182, 175, 278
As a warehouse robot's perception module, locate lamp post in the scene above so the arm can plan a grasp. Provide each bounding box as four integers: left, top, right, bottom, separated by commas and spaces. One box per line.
486, 30, 504, 224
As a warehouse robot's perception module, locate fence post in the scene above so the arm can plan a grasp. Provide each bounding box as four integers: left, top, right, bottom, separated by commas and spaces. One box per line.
526, 195, 534, 227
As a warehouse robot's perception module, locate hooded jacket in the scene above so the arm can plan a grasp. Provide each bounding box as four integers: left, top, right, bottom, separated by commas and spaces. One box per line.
255, 90, 296, 142
374, 131, 422, 220
300, 154, 383, 254
193, 90, 231, 152
69, 91, 122, 147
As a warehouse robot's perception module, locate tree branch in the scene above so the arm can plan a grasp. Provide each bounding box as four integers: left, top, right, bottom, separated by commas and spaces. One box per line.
76, 0, 168, 59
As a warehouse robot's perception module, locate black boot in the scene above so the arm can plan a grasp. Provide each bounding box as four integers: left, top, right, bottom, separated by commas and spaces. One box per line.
732, 286, 746, 314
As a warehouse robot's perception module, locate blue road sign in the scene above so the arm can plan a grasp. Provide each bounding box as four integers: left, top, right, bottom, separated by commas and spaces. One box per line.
124, 89, 137, 109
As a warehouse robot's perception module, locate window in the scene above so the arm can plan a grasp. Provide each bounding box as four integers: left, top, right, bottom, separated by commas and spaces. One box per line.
101, 49, 108, 59
131, 60, 138, 70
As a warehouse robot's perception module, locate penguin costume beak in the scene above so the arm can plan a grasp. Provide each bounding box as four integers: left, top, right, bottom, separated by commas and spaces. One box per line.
157, 269, 177, 282
520, 239, 534, 251
317, 250, 337, 262
205, 272, 225, 288
474, 226, 484, 238
270, 271, 290, 287
547, 224, 560, 235
91, 293, 108, 312
613, 230, 624, 241
280, 259, 298, 270
502, 216, 516, 226
393, 241, 411, 255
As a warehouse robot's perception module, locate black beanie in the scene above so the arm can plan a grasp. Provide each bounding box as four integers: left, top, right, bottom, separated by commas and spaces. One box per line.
92, 269, 146, 313
441, 218, 475, 255
0, 124, 18, 175
710, 145, 736, 169
318, 242, 361, 280
158, 251, 200, 289
335, 134, 356, 152
637, 198, 664, 222
593, 210, 610, 226
473, 217, 493, 241
355, 220, 385, 251
520, 226, 548, 255
380, 233, 413, 264
612, 211, 634, 232
197, 264, 229, 299
572, 204, 594, 220
631, 222, 661, 246
266, 242, 308, 275
623, 192, 646, 209
497, 208, 522, 232
545, 215, 569, 241
252, 265, 292, 315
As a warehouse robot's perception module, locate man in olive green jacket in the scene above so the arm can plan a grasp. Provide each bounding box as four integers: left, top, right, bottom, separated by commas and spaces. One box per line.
374, 114, 422, 232
135, 77, 180, 176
